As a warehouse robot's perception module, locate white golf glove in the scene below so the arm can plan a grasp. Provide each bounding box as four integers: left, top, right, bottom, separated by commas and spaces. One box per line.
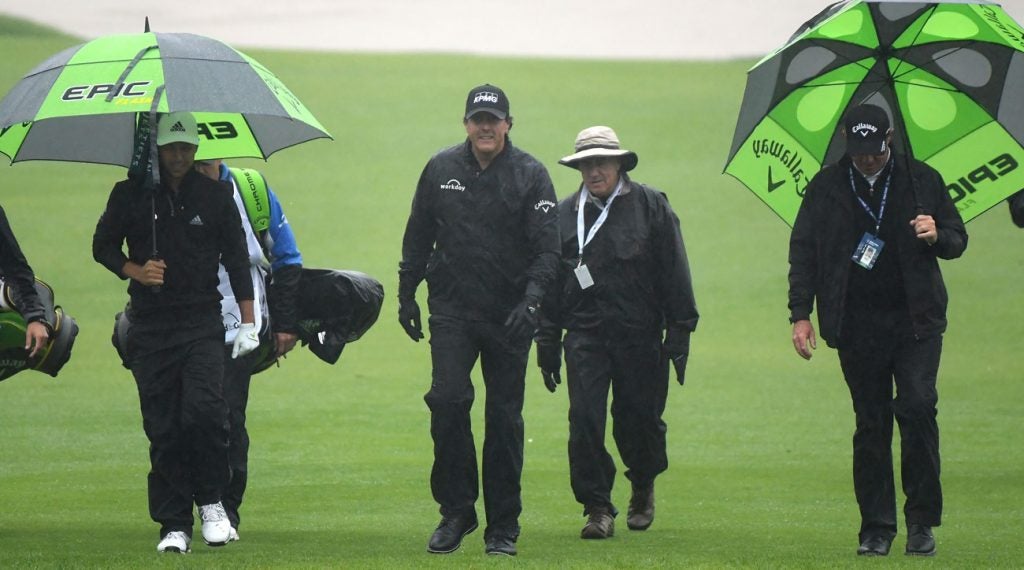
232, 323, 260, 359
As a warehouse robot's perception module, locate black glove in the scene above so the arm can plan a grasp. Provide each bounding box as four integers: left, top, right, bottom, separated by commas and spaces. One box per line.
504, 298, 539, 342
663, 327, 691, 386
398, 297, 424, 342
536, 342, 562, 393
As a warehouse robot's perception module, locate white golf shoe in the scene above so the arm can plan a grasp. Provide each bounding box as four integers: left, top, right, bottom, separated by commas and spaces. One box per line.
157, 530, 191, 553
229, 527, 240, 542
198, 502, 231, 546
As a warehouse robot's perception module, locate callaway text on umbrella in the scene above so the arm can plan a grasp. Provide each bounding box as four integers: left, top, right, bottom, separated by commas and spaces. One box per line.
725, 0, 1024, 225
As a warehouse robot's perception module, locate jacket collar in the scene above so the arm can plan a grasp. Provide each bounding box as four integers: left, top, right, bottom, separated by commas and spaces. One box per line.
461, 136, 512, 169
572, 173, 634, 211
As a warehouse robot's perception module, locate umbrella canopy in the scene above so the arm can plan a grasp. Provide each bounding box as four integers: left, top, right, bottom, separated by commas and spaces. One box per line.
0, 30, 330, 166
725, 0, 1024, 225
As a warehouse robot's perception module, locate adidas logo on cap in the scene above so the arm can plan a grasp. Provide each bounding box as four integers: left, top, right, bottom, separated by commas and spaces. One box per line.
156, 112, 199, 146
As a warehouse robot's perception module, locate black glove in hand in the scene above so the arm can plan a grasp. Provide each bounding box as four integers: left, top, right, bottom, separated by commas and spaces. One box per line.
669, 353, 688, 386
504, 299, 539, 342
663, 327, 691, 386
536, 342, 562, 393
398, 297, 424, 342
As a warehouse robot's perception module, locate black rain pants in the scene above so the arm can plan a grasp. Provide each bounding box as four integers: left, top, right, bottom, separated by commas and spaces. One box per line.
838, 309, 943, 543
563, 329, 669, 513
128, 314, 229, 539
424, 314, 528, 540
222, 344, 260, 530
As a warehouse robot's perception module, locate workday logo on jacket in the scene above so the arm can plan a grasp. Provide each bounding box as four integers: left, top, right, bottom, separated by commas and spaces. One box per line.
440, 178, 466, 192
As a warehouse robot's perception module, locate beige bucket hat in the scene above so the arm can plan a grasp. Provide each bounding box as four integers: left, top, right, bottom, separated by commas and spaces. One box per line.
558, 125, 638, 171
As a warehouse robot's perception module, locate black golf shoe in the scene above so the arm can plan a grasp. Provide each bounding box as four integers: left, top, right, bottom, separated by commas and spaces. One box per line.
426, 513, 478, 554
905, 524, 936, 557
856, 535, 892, 556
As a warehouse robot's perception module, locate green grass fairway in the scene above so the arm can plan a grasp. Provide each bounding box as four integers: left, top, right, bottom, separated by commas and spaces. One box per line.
1, 15, 1022, 568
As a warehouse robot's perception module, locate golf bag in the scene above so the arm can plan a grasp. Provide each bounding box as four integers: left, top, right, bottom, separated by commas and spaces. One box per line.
292, 268, 384, 365
0, 277, 79, 382
112, 268, 384, 374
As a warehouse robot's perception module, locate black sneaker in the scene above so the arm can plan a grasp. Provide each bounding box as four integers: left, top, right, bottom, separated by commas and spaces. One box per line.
485, 534, 517, 556
427, 513, 478, 554
905, 524, 936, 557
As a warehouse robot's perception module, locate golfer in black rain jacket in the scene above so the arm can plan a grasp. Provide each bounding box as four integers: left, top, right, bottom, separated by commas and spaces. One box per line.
93, 112, 258, 554
398, 84, 559, 557
0, 204, 51, 357
535, 125, 698, 540
788, 104, 966, 558
1008, 189, 1024, 227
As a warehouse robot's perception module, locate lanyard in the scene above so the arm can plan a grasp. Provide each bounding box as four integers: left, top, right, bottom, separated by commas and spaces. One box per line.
577, 180, 623, 260
848, 166, 892, 236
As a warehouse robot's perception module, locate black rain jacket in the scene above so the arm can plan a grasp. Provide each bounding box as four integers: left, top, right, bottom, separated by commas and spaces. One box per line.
539, 176, 698, 339
0, 205, 46, 325
399, 138, 559, 323
788, 153, 967, 347
93, 170, 253, 323
1008, 189, 1024, 228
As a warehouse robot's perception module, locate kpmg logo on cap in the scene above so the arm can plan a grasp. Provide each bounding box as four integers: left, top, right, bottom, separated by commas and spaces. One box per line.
851, 122, 879, 137
440, 178, 466, 192
473, 92, 500, 104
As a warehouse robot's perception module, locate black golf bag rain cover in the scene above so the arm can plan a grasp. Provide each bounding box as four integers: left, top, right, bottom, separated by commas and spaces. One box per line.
113, 269, 385, 374
0, 277, 79, 382
293, 268, 384, 365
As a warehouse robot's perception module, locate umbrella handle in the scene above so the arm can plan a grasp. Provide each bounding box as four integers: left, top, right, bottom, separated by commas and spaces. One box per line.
146, 86, 164, 294
149, 254, 163, 294
150, 193, 161, 294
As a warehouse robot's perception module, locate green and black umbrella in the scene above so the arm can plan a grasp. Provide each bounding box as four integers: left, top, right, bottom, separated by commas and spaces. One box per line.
0, 26, 330, 166
725, 0, 1024, 225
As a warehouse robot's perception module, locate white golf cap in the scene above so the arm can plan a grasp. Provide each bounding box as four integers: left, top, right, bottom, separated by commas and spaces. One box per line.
156, 112, 199, 146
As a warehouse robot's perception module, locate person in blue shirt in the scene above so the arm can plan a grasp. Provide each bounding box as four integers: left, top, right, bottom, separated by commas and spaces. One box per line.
195, 159, 303, 541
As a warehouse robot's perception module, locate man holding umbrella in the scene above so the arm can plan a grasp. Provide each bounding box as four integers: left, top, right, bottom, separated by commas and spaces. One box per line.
788, 104, 967, 557
93, 112, 260, 553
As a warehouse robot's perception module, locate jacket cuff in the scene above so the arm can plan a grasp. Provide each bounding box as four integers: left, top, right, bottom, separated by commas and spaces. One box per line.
26, 314, 54, 334
523, 282, 544, 305
397, 276, 420, 300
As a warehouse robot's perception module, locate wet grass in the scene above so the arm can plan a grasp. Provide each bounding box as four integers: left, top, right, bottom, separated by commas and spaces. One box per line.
1, 15, 1022, 569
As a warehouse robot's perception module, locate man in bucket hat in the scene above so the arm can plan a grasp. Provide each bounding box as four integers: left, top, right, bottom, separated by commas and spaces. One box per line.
398, 83, 559, 557
788, 103, 967, 557
535, 125, 698, 540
